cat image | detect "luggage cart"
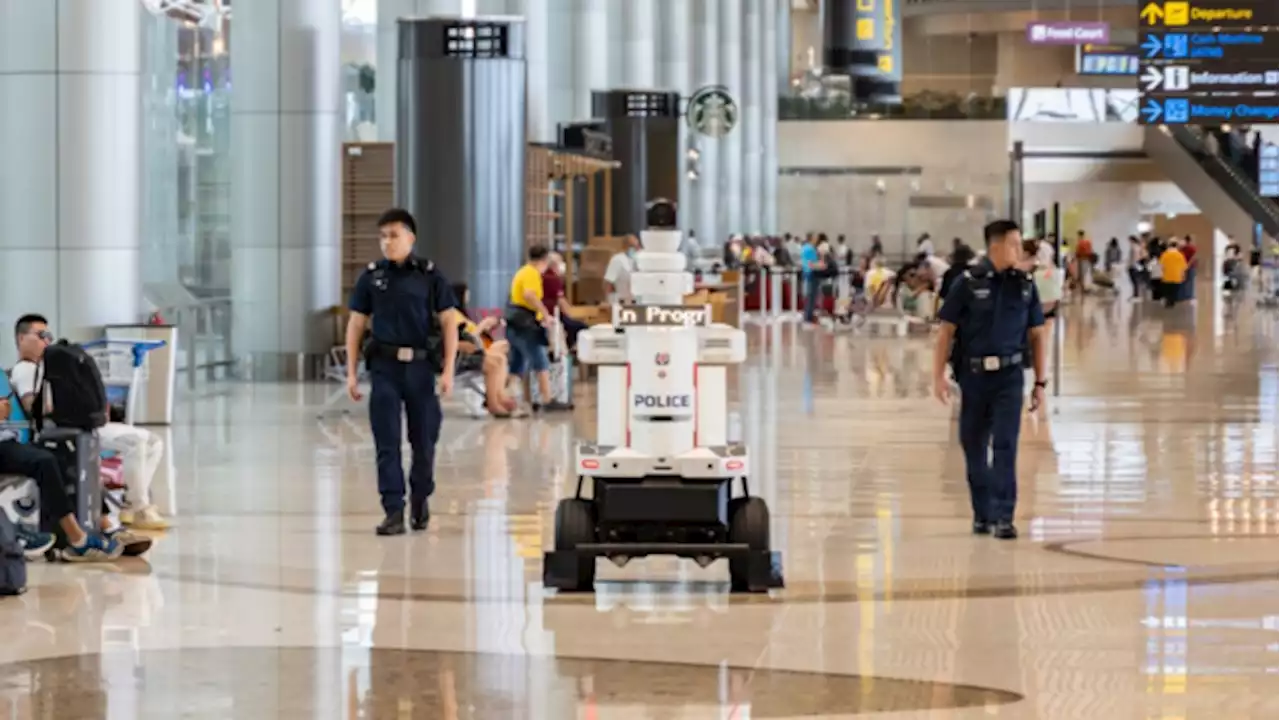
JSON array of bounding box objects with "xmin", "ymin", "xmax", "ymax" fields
[
  {"xmin": 81, "ymin": 340, "xmax": 166, "ymax": 510},
  {"xmin": 81, "ymin": 340, "xmax": 168, "ymax": 426}
]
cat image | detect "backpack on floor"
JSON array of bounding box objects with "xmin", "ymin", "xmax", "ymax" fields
[
  {"xmin": 0, "ymin": 511, "xmax": 28, "ymax": 596},
  {"xmin": 33, "ymin": 341, "xmax": 108, "ymax": 432}
]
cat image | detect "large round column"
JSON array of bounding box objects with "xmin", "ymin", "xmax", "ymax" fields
[
  {"xmin": 691, "ymin": 0, "xmax": 720, "ymax": 244},
  {"xmin": 763, "ymin": 0, "xmax": 782, "ymax": 233},
  {"xmin": 376, "ymin": 0, "xmax": 464, "ymax": 142},
  {"xmin": 717, "ymin": 0, "xmax": 744, "ymax": 237},
  {"xmin": 623, "ymin": 0, "xmax": 658, "ymax": 88},
  {"xmin": 0, "ymin": 0, "xmax": 142, "ymax": 356},
  {"xmin": 231, "ymin": 0, "xmax": 342, "ymax": 378},
  {"xmin": 660, "ymin": 0, "xmax": 694, "ymax": 235},
  {"xmin": 741, "ymin": 0, "xmax": 764, "ymax": 234},
  {"xmin": 574, "ymin": 0, "xmax": 610, "ymax": 120},
  {"xmin": 398, "ymin": 18, "xmax": 527, "ymax": 311}
]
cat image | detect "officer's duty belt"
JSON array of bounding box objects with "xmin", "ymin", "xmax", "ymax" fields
[
  {"xmin": 966, "ymin": 352, "xmax": 1023, "ymax": 372},
  {"xmin": 367, "ymin": 342, "xmax": 432, "ymax": 363}
]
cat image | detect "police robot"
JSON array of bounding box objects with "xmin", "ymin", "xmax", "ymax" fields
[{"xmin": 542, "ymin": 200, "xmax": 784, "ymax": 593}]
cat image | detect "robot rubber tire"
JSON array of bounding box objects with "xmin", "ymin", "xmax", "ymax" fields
[
  {"xmin": 728, "ymin": 496, "xmax": 782, "ymax": 592},
  {"xmin": 546, "ymin": 498, "xmax": 597, "ymax": 592}
]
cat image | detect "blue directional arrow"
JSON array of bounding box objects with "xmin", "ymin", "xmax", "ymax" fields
[
  {"xmin": 1142, "ymin": 34, "xmax": 1163, "ymax": 58},
  {"xmin": 1142, "ymin": 98, "xmax": 1164, "ymax": 123}
]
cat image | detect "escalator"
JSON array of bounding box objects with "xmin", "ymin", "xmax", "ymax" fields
[{"xmin": 1143, "ymin": 125, "xmax": 1278, "ymax": 239}]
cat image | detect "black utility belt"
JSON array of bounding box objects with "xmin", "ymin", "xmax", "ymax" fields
[
  {"xmin": 965, "ymin": 352, "xmax": 1023, "ymax": 373},
  {"xmin": 365, "ymin": 340, "xmax": 436, "ymax": 364}
]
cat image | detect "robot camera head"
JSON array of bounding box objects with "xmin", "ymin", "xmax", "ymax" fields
[{"xmin": 645, "ymin": 199, "xmax": 677, "ymax": 230}]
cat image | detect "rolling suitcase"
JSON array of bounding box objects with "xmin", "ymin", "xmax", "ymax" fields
[
  {"xmin": 36, "ymin": 428, "xmax": 102, "ymax": 537},
  {"xmin": 0, "ymin": 510, "xmax": 26, "ymax": 596}
]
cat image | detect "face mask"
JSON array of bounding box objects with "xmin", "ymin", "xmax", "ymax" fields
[
  {"xmin": 626, "ymin": 249, "xmax": 637, "ymax": 258},
  {"xmin": 555, "ymin": 262, "xmax": 566, "ymax": 275}
]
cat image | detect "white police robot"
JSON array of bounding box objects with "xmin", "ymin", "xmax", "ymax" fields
[{"xmin": 542, "ymin": 200, "xmax": 784, "ymax": 593}]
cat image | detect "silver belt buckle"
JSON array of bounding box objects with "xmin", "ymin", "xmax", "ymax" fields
[
  {"xmin": 396, "ymin": 347, "xmax": 414, "ymax": 362},
  {"xmin": 982, "ymin": 356, "xmax": 1000, "ymax": 371}
]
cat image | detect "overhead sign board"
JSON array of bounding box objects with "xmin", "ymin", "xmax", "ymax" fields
[
  {"xmin": 1027, "ymin": 21, "xmax": 1110, "ymax": 45},
  {"xmin": 1137, "ymin": 1, "xmax": 1279, "ymax": 125}
]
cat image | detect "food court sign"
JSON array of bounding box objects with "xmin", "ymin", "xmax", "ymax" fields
[{"xmin": 1026, "ymin": 21, "xmax": 1111, "ymax": 45}]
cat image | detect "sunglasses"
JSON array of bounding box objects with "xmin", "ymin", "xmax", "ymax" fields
[{"xmin": 30, "ymin": 330, "xmax": 52, "ymax": 342}]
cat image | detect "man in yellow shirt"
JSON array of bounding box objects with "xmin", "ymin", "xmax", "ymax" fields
[
  {"xmin": 505, "ymin": 245, "xmax": 570, "ymax": 411},
  {"xmin": 1159, "ymin": 238, "xmax": 1188, "ymax": 307}
]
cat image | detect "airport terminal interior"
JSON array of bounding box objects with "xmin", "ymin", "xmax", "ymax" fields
[{"xmin": 0, "ymin": 0, "xmax": 1277, "ymax": 718}]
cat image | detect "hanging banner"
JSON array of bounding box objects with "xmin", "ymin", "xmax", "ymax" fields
[{"xmin": 824, "ymin": 0, "xmax": 903, "ymax": 101}]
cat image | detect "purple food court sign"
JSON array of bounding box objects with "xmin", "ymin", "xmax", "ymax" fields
[{"xmin": 1026, "ymin": 21, "xmax": 1110, "ymax": 46}]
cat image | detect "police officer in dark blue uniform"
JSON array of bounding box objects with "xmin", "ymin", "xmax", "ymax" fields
[
  {"xmin": 346, "ymin": 208, "xmax": 460, "ymax": 535},
  {"xmin": 932, "ymin": 220, "xmax": 1047, "ymax": 540}
]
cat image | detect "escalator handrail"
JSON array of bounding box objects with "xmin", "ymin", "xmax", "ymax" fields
[{"xmin": 1165, "ymin": 125, "xmax": 1278, "ymax": 235}]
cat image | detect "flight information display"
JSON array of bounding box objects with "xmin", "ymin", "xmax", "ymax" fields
[{"xmin": 1137, "ymin": 1, "xmax": 1279, "ymax": 125}]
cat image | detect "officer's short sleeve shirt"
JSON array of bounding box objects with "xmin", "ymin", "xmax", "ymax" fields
[
  {"xmin": 939, "ymin": 263, "xmax": 1045, "ymax": 358},
  {"xmin": 348, "ymin": 259, "xmax": 458, "ymax": 347}
]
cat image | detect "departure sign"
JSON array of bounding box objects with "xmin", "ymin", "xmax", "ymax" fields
[
  {"xmin": 1139, "ymin": 1, "xmax": 1279, "ymax": 28},
  {"xmin": 1138, "ymin": 0, "xmax": 1280, "ymax": 125}
]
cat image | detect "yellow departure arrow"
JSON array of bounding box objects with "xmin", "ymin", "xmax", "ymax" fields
[{"xmin": 1140, "ymin": 2, "xmax": 1165, "ymax": 24}]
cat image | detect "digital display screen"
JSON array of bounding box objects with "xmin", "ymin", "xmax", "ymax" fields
[{"xmin": 1078, "ymin": 44, "xmax": 1139, "ymax": 76}]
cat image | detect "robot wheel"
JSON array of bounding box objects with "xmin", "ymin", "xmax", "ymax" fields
[{"xmin": 546, "ymin": 498, "xmax": 598, "ymax": 592}]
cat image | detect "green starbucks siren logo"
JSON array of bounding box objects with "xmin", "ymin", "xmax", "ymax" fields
[{"xmin": 687, "ymin": 85, "xmax": 738, "ymax": 138}]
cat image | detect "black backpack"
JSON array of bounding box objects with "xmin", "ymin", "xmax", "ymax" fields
[
  {"xmin": 33, "ymin": 341, "xmax": 108, "ymax": 431},
  {"xmin": 0, "ymin": 512, "xmax": 27, "ymax": 596}
]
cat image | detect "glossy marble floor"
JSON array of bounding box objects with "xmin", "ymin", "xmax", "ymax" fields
[{"xmin": 0, "ymin": 298, "xmax": 1276, "ymax": 718}]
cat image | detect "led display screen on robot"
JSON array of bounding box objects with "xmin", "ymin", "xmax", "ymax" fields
[{"xmin": 615, "ymin": 304, "xmax": 711, "ymax": 327}]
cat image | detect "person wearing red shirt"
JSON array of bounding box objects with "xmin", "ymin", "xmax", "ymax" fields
[
  {"xmin": 541, "ymin": 253, "xmax": 586, "ymax": 349},
  {"xmin": 1178, "ymin": 235, "xmax": 1198, "ymax": 302}
]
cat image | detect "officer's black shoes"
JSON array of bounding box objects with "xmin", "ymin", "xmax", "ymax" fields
[
  {"xmin": 410, "ymin": 501, "xmax": 430, "ymax": 532},
  {"xmin": 972, "ymin": 520, "xmax": 993, "ymax": 535},
  {"xmin": 992, "ymin": 521, "xmax": 1018, "ymax": 540},
  {"xmin": 376, "ymin": 512, "xmax": 406, "ymax": 536}
]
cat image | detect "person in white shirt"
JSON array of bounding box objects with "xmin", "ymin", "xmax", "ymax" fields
[
  {"xmin": 604, "ymin": 234, "xmax": 640, "ymax": 304},
  {"xmin": 917, "ymin": 233, "xmax": 935, "ymax": 257},
  {"xmin": 12, "ymin": 316, "xmax": 170, "ymax": 530}
]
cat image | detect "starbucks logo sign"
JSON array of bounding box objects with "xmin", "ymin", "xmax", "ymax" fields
[{"xmin": 687, "ymin": 85, "xmax": 738, "ymax": 138}]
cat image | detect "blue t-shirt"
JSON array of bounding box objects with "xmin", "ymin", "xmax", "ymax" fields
[{"xmin": 800, "ymin": 244, "xmax": 819, "ymax": 277}]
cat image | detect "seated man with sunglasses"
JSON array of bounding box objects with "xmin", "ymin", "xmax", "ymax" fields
[{"xmin": 13, "ymin": 315, "xmax": 170, "ymax": 531}]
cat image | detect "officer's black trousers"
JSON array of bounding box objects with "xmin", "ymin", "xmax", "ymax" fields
[
  {"xmin": 957, "ymin": 368, "xmax": 1024, "ymax": 523},
  {"xmin": 368, "ymin": 359, "xmax": 442, "ymax": 514}
]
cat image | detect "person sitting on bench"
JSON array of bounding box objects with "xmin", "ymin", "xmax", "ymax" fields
[
  {"xmin": 451, "ymin": 283, "xmax": 518, "ymax": 417},
  {"xmin": 0, "ymin": 392, "xmax": 121, "ymax": 562}
]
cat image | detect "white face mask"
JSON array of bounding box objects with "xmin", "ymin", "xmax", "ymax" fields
[{"xmin": 555, "ymin": 262, "xmax": 566, "ymax": 275}]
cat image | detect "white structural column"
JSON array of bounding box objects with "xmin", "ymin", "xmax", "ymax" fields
[
  {"xmin": 231, "ymin": 0, "xmax": 342, "ymax": 376},
  {"xmin": 660, "ymin": 0, "xmax": 694, "ymax": 234},
  {"xmin": 519, "ymin": 0, "xmax": 576, "ymax": 142},
  {"xmin": 763, "ymin": 0, "xmax": 782, "ymax": 233},
  {"xmin": 623, "ymin": 0, "xmax": 659, "ymax": 88},
  {"xmin": 717, "ymin": 0, "xmax": 744, "ymax": 236},
  {"xmin": 691, "ymin": 0, "xmax": 720, "ymax": 244},
  {"xmin": 741, "ymin": 0, "xmax": 764, "ymax": 234},
  {"xmin": 523, "ymin": 0, "xmax": 552, "ymax": 141},
  {"xmin": 575, "ymin": 0, "xmax": 610, "ymax": 118},
  {"xmin": 0, "ymin": 0, "xmax": 142, "ymax": 357}
]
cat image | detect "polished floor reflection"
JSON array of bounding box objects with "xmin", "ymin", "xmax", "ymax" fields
[{"xmin": 0, "ymin": 299, "xmax": 1276, "ymax": 718}]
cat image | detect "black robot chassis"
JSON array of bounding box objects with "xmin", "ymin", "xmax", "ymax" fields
[{"xmin": 542, "ymin": 474, "xmax": 785, "ymax": 593}]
